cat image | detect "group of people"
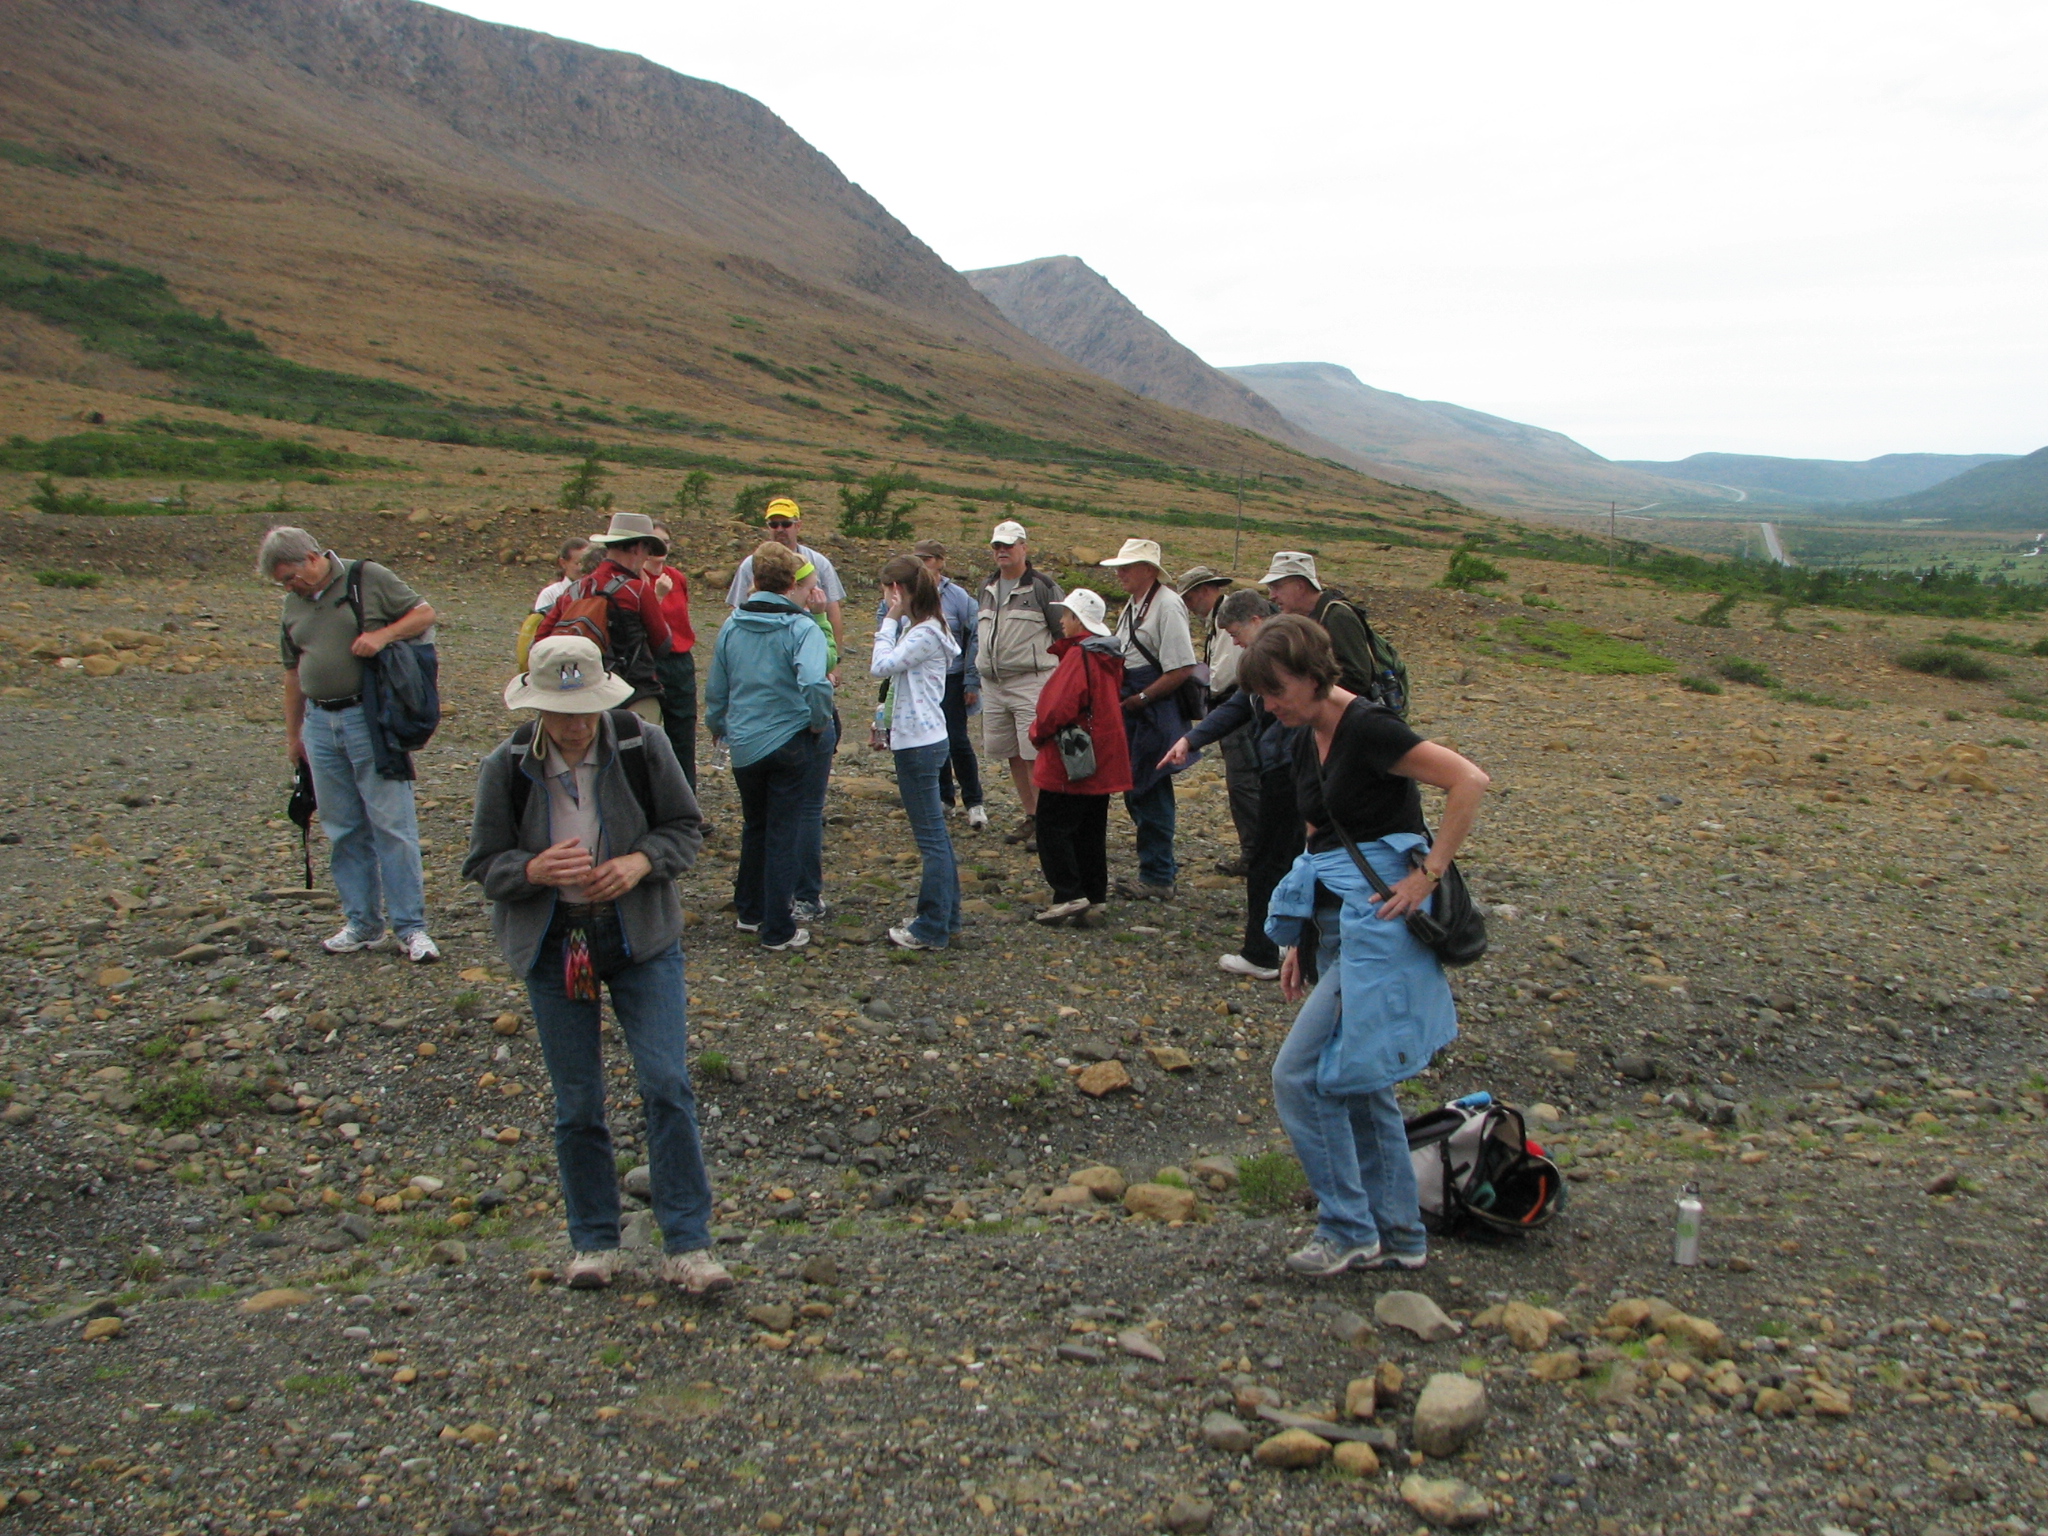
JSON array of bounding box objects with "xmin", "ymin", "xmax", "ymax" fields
[{"xmin": 261, "ymin": 501, "xmax": 1493, "ymax": 1291}]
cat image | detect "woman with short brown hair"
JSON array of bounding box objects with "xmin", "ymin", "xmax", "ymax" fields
[{"xmin": 872, "ymin": 554, "xmax": 961, "ymax": 949}]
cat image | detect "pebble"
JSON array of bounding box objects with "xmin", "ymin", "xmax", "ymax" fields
[
  {"xmin": 1115, "ymin": 1327, "xmax": 1165, "ymax": 1363},
  {"xmin": 1161, "ymin": 1493, "xmax": 1214, "ymax": 1533},
  {"xmin": 1331, "ymin": 1440, "xmax": 1380, "ymax": 1477},
  {"xmin": 427, "ymin": 1240, "xmax": 467, "ymax": 1266},
  {"xmin": 748, "ymin": 1303, "xmax": 795, "ymax": 1332},
  {"xmin": 1252, "ymin": 1428, "xmax": 1330, "ymax": 1469},
  {"xmin": 1401, "ymin": 1474, "xmax": 1494, "ymax": 1528},
  {"xmin": 1527, "ymin": 1349, "xmax": 1582, "ymax": 1382},
  {"xmin": 238, "ymin": 1288, "xmax": 315, "ymax": 1314},
  {"xmin": 1327, "ymin": 1309, "xmax": 1375, "ymax": 1348},
  {"xmin": 1412, "ymin": 1373, "xmax": 1489, "ymax": 1457},
  {"xmin": 1498, "ymin": 1300, "xmax": 1549, "ymax": 1351},
  {"xmin": 1070, "ymin": 1165, "xmax": 1126, "ymax": 1200},
  {"xmin": 1122, "ymin": 1183, "xmax": 1197, "ymax": 1222},
  {"xmin": 1055, "ymin": 1343, "xmax": 1105, "ymax": 1365},
  {"xmin": 1376, "ymin": 1290, "xmax": 1462, "ymax": 1342},
  {"xmin": 2025, "ymin": 1388, "xmax": 2048, "ymax": 1424},
  {"xmin": 1076, "ymin": 1060, "xmax": 1132, "ymax": 1097},
  {"xmin": 1344, "ymin": 1377, "xmax": 1377, "ymax": 1418},
  {"xmin": 798, "ymin": 1255, "xmax": 840, "ymax": 1286},
  {"xmin": 1200, "ymin": 1412, "xmax": 1256, "ymax": 1453}
]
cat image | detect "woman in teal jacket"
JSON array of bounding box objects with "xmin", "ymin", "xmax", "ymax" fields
[{"xmin": 703, "ymin": 541, "xmax": 834, "ymax": 950}]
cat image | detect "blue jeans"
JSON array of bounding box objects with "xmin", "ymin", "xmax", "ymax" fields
[
  {"xmin": 300, "ymin": 701, "xmax": 426, "ymax": 937},
  {"xmin": 1123, "ymin": 776, "xmax": 1178, "ymax": 887},
  {"xmin": 1271, "ymin": 908, "xmax": 1426, "ymax": 1256},
  {"xmin": 937, "ymin": 672, "xmax": 984, "ymax": 809},
  {"xmin": 732, "ymin": 728, "xmax": 819, "ymax": 946},
  {"xmin": 793, "ymin": 717, "xmax": 838, "ymax": 911},
  {"xmin": 893, "ymin": 739, "xmax": 961, "ymax": 946},
  {"xmin": 526, "ymin": 936, "xmax": 714, "ymax": 1254}
]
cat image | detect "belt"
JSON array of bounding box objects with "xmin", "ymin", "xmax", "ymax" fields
[{"xmin": 309, "ymin": 696, "xmax": 361, "ymax": 711}]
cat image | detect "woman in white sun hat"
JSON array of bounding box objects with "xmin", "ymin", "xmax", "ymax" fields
[
  {"xmin": 462, "ymin": 635, "xmax": 733, "ymax": 1298},
  {"xmin": 1024, "ymin": 587, "xmax": 1131, "ymax": 925}
]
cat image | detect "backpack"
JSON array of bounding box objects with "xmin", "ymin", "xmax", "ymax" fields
[
  {"xmin": 1405, "ymin": 1093, "xmax": 1564, "ymax": 1235},
  {"xmin": 1324, "ymin": 597, "xmax": 1411, "ymax": 719},
  {"xmin": 515, "ymin": 610, "xmax": 545, "ymax": 670},
  {"xmin": 550, "ymin": 571, "xmax": 632, "ymax": 657},
  {"xmin": 507, "ymin": 711, "xmax": 656, "ymax": 827}
]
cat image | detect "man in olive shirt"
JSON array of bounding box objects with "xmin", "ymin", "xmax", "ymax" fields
[{"xmin": 262, "ymin": 526, "xmax": 442, "ymax": 963}]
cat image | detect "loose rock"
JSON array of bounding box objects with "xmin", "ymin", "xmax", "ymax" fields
[
  {"xmin": 1401, "ymin": 1474, "xmax": 1494, "ymax": 1528},
  {"xmin": 1412, "ymin": 1373, "xmax": 1489, "ymax": 1457},
  {"xmin": 1251, "ymin": 1428, "xmax": 1330, "ymax": 1469},
  {"xmin": 1377, "ymin": 1290, "xmax": 1463, "ymax": 1342}
]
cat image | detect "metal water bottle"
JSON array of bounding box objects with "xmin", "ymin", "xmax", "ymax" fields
[{"xmin": 1674, "ymin": 1185, "xmax": 1703, "ymax": 1266}]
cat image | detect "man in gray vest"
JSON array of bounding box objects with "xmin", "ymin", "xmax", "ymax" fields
[
  {"xmin": 974, "ymin": 520, "xmax": 1064, "ymax": 849},
  {"xmin": 264, "ymin": 526, "xmax": 441, "ymax": 963}
]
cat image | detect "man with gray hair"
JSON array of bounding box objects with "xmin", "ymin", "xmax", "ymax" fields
[{"xmin": 262, "ymin": 526, "xmax": 441, "ymax": 963}]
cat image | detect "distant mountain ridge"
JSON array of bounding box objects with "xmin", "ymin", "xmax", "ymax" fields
[
  {"xmin": 1853, "ymin": 447, "xmax": 2048, "ymax": 531},
  {"xmin": 962, "ymin": 257, "xmax": 1383, "ymax": 473},
  {"xmin": 1622, "ymin": 451, "xmax": 2015, "ymax": 505},
  {"xmin": 1223, "ymin": 362, "xmax": 1707, "ymax": 514}
]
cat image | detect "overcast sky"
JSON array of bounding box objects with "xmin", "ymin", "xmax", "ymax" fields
[{"xmin": 445, "ymin": 0, "xmax": 2044, "ymax": 461}]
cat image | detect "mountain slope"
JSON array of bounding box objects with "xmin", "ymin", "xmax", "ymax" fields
[
  {"xmin": 0, "ymin": 0, "xmax": 1444, "ymax": 515},
  {"xmin": 1225, "ymin": 362, "xmax": 1710, "ymax": 514},
  {"xmin": 1851, "ymin": 447, "xmax": 2048, "ymax": 530},
  {"xmin": 1621, "ymin": 451, "xmax": 2015, "ymax": 504},
  {"xmin": 963, "ymin": 257, "xmax": 1381, "ymax": 471}
]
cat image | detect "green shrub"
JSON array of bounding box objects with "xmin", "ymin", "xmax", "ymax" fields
[
  {"xmin": 1897, "ymin": 646, "xmax": 2003, "ymax": 682},
  {"xmin": 133, "ymin": 1066, "xmax": 232, "ymax": 1131},
  {"xmin": 1715, "ymin": 657, "xmax": 1777, "ymax": 687},
  {"xmin": 674, "ymin": 470, "xmax": 712, "ymax": 512},
  {"xmin": 696, "ymin": 1050, "xmax": 731, "ymax": 1080},
  {"xmin": 731, "ymin": 481, "xmax": 797, "ymax": 523},
  {"xmin": 1440, "ymin": 546, "xmax": 1508, "ymax": 591},
  {"xmin": 2033, "ymin": 637, "xmax": 2048, "ymax": 657},
  {"xmin": 34, "ymin": 569, "xmax": 101, "ymax": 588},
  {"xmin": 558, "ymin": 454, "xmax": 612, "ymax": 512},
  {"xmin": 1237, "ymin": 1150, "xmax": 1308, "ymax": 1216},
  {"xmin": 1937, "ymin": 629, "xmax": 2025, "ymax": 655},
  {"xmin": 1774, "ymin": 688, "xmax": 1868, "ymax": 710},
  {"xmin": 1687, "ymin": 594, "xmax": 1737, "ymax": 628},
  {"xmin": 837, "ymin": 470, "xmax": 922, "ymax": 540}
]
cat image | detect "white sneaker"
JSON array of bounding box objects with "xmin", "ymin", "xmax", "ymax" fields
[
  {"xmin": 398, "ymin": 931, "xmax": 441, "ymax": 964},
  {"xmin": 322, "ymin": 924, "xmax": 384, "ymax": 954},
  {"xmin": 966, "ymin": 805, "xmax": 989, "ymax": 830},
  {"xmin": 658, "ymin": 1248, "xmax": 735, "ymax": 1295},
  {"xmin": 1218, "ymin": 953, "xmax": 1280, "ymax": 980},
  {"xmin": 887, "ymin": 926, "xmax": 935, "ymax": 951},
  {"xmin": 763, "ymin": 929, "xmax": 810, "ymax": 952},
  {"xmin": 565, "ymin": 1249, "xmax": 624, "ymax": 1289},
  {"xmin": 735, "ymin": 918, "xmax": 760, "ymax": 933}
]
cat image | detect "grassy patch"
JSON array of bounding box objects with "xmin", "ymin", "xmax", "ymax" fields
[
  {"xmin": 1440, "ymin": 546, "xmax": 1508, "ymax": 590},
  {"xmin": 0, "ymin": 140, "xmax": 80, "ymax": 175},
  {"xmin": 25, "ymin": 475, "xmax": 200, "ymax": 517},
  {"xmin": 279, "ymin": 1372, "xmax": 354, "ymax": 1397},
  {"xmin": 1773, "ymin": 687, "xmax": 1868, "ymax": 710},
  {"xmin": 1486, "ymin": 617, "xmax": 1675, "ymax": 676},
  {"xmin": 1715, "ymin": 657, "xmax": 1777, "ymax": 688},
  {"xmin": 132, "ymin": 1066, "xmax": 239, "ymax": 1132},
  {"xmin": 696, "ymin": 1050, "xmax": 731, "ymax": 1080},
  {"xmin": 1679, "ymin": 674, "xmax": 1723, "ymax": 695},
  {"xmin": 2, "ymin": 421, "xmax": 377, "ymax": 481},
  {"xmin": 1238, "ymin": 1150, "xmax": 1308, "ymax": 1216},
  {"xmin": 1897, "ymin": 645, "xmax": 2004, "ymax": 681},
  {"xmin": 34, "ymin": 569, "xmax": 101, "ymax": 589},
  {"xmin": 1936, "ymin": 628, "xmax": 2028, "ymax": 655}
]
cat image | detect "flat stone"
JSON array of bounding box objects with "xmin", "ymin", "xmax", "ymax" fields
[
  {"xmin": 1376, "ymin": 1290, "xmax": 1463, "ymax": 1342},
  {"xmin": 1143, "ymin": 1045, "xmax": 1194, "ymax": 1072},
  {"xmin": 238, "ymin": 1287, "xmax": 315, "ymax": 1314},
  {"xmin": 1752, "ymin": 1386, "xmax": 1797, "ymax": 1418},
  {"xmin": 1332, "ymin": 1440, "xmax": 1380, "ymax": 1477},
  {"xmin": 1115, "ymin": 1327, "xmax": 1165, "ymax": 1363},
  {"xmin": 172, "ymin": 944, "xmax": 226, "ymax": 965},
  {"xmin": 1252, "ymin": 1428, "xmax": 1330, "ymax": 1469},
  {"xmin": 1401, "ymin": 1474, "xmax": 1494, "ymax": 1528},
  {"xmin": 1123, "ymin": 1183, "xmax": 1198, "ymax": 1222},
  {"xmin": 1161, "ymin": 1493, "xmax": 1214, "ymax": 1533},
  {"xmin": 1498, "ymin": 1300, "xmax": 1549, "ymax": 1351},
  {"xmin": 1076, "ymin": 1060, "xmax": 1132, "ymax": 1097},
  {"xmin": 1527, "ymin": 1350, "xmax": 1582, "ymax": 1382},
  {"xmin": 798, "ymin": 1255, "xmax": 840, "ymax": 1286},
  {"xmin": 1663, "ymin": 1312, "xmax": 1729, "ymax": 1359},
  {"xmin": 1069, "ymin": 1165, "xmax": 1126, "ymax": 1201},
  {"xmin": 1413, "ymin": 1373, "xmax": 1489, "ymax": 1458},
  {"xmin": 159, "ymin": 1133, "xmax": 202, "ymax": 1155},
  {"xmin": 338, "ymin": 1215, "xmax": 373, "ymax": 1243},
  {"xmin": 1615, "ymin": 1053, "xmax": 1660, "ymax": 1081},
  {"xmin": 1200, "ymin": 1411, "xmax": 1257, "ymax": 1453},
  {"xmin": 1187, "ymin": 1155, "xmax": 1238, "ymax": 1190},
  {"xmin": 1253, "ymin": 1405, "xmax": 1385, "ymax": 1446},
  {"xmin": 1327, "ymin": 1309, "xmax": 1375, "ymax": 1347},
  {"xmin": 1054, "ymin": 1343, "xmax": 1105, "ymax": 1364}
]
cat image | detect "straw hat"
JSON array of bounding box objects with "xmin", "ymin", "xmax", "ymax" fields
[{"xmin": 503, "ymin": 635, "xmax": 633, "ymax": 713}]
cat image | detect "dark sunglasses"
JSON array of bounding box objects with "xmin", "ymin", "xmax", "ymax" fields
[{"xmin": 766, "ymin": 520, "xmax": 797, "ymax": 530}]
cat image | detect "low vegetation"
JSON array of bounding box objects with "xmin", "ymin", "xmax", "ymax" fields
[
  {"xmin": 1896, "ymin": 645, "xmax": 2005, "ymax": 682},
  {"xmin": 1486, "ymin": 618, "xmax": 1676, "ymax": 676},
  {"xmin": 1440, "ymin": 545, "xmax": 1508, "ymax": 590},
  {"xmin": 1715, "ymin": 657, "xmax": 1777, "ymax": 688},
  {"xmin": 0, "ymin": 419, "xmax": 374, "ymax": 481}
]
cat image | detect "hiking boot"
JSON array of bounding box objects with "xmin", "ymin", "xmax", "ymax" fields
[
  {"xmin": 565, "ymin": 1249, "xmax": 624, "ymax": 1289},
  {"xmin": 1035, "ymin": 898, "xmax": 1091, "ymax": 925},
  {"xmin": 966, "ymin": 805, "xmax": 989, "ymax": 830},
  {"xmin": 1003, "ymin": 815, "xmax": 1036, "ymax": 846},
  {"xmin": 1284, "ymin": 1235, "xmax": 1381, "ymax": 1277},
  {"xmin": 763, "ymin": 929, "xmax": 810, "ymax": 952},
  {"xmin": 322, "ymin": 924, "xmax": 385, "ymax": 954},
  {"xmin": 1114, "ymin": 878, "xmax": 1175, "ymax": 902},
  {"xmin": 1218, "ymin": 953, "xmax": 1280, "ymax": 980},
  {"xmin": 658, "ymin": 1248, "xmax": 735, "ymax": 1295},
  {"xmin": 397, "ymin": 931, "xmax": 441, "ymax": 964},
  {"xmin": 1214, "ymin": 855, "xmax": 1250, "ymax": 878}
]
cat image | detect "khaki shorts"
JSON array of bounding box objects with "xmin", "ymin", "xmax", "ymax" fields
[
  {"xmin": 980, "ymin": 671, "xmax": 1051, "ymax": 760},
  {"xmin": 628, "ymin": 697, "xmax": 663, "ymax": 725}
]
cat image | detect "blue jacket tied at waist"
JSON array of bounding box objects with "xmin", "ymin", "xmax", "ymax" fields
[{"xmin": 1265, "ymin": 836, "xmax": 1458, "ymax": 1097}]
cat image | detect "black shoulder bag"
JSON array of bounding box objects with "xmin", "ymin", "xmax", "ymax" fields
[{"xmin": 1317, "ymin": 767, "xmax": 1487, "ymax": 967}]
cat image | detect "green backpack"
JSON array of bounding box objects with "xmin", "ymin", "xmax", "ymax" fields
[{"xmin": 1325, "ymin": 597, "xmax": 1411, "ymax": 719}]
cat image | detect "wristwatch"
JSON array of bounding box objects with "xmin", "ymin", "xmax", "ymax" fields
[{"xmin": 1420, "ymin": 865, "xmax": 1445, "ymax": 885}]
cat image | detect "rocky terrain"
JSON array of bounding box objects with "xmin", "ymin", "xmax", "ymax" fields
[{"xmin": 1, "ymin": 501, "xmax": 2046, "ymax": 1536}]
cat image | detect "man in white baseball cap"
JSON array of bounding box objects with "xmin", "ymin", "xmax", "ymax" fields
[
  {"xmin": 974, "ymin": 519, "xmax": 1065, "ymax": 850},
  {"xmin": 1100, "ymin": 538, "xmax": 1198, "ymax": 899},
  {"xmin": 465, "ymin": 635, "xmax": 732, "ymax": 1299}
]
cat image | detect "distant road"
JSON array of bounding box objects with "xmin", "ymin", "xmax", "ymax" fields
[
  {"xmin": 1709, "ymin": 483, "xmax": 1749, "ymax": 503},
  {"xmin": 1758, "ymin": 522, "xmax": 1794, "ymax": 566}
]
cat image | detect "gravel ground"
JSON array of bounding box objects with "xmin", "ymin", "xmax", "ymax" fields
[{"xmin": 2, "ymin": 523, "xmax": 2047, "ymax": 1536}]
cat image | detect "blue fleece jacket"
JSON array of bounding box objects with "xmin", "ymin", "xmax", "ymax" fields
[{"xmin": 703, "ymin": 594, "xmax": 834, "ymax": 768}]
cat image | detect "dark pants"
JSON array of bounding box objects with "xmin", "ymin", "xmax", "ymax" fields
[
  {"xmin": 525, "ymin": 936, "xmax": 714, "ymax": 1254},
  {"xmin": 732, "ymin": 729, "xmax": 820, "ymax": 946},
  {"xmin": 937, "ymin": 672, "xmax": 984, "ymax": 809},
  {"xmin": 1123, "ymin": 776, "xmax": 1177, "ymax": 887},
  {"xmin": 1219, "ymin": 722, "xmax": 1262, "ymax": 856},
  {"xmin": 1242, "ymin": 763, "xmax": 1305, "ymax": 968},
  {"xmin": 654, "ymin": 649, "xmax": 698, "ymax": 792},
  {"xmin": 1035, "ymin": 789, "xmax": 1110, "ymax": 905}
]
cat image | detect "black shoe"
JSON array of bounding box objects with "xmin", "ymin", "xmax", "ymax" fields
[{"xmin": 1214, "ymin": 856, "xmax": 1250, "ymax": 878}]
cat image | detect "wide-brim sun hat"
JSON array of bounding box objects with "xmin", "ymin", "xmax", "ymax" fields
[
  {"xmin": 589, "ymin": 511, "xmax": 667, "ymax": 551},
  {"xmin": 1100, "ymin": 537, "xmax": 1164, "ymax": 569},
  {"xmin": 1176, "ymin": 564, "xmax": 1231, "ymax": 594},
  {"xmin": 503, "ymin": 635, "xmax": 634, "ymax": 713},
  {"xmin": 1256, "ymin": 550, "xmax": 1322, "ymax": 589},
  {"xmin": 1058, "ymin": 587, "xmax": 1113, "ymax": 637}
]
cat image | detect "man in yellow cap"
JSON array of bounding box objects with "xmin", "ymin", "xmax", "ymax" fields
[{"xmin": 725, "ymin": 497, "xmax": 844, "ymax": 644}]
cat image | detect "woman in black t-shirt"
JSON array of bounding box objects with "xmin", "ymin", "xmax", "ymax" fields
[{"xmin": 1238, "ymin": 616, "xmax": 1492, "ymax": 1278}]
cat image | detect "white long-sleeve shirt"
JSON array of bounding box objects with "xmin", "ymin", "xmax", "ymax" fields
[{"xmin": 870, "ymin": 616, "xmax": 959, "ymax": 751}]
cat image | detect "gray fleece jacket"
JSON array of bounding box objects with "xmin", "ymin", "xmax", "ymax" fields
[{"xmin": 461, "ymin": 713, "xmax": 703, "ymax": 976}]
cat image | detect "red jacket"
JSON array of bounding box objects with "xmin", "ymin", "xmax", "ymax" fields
[{"xmin": 1030, "ymin": 636, "xmax": 1132, "ymax": 795}]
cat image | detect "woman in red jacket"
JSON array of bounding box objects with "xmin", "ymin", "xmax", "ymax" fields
[{"xmin": 1027, "ymin": 588, "xmax": 1133, "ymax": 925}]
